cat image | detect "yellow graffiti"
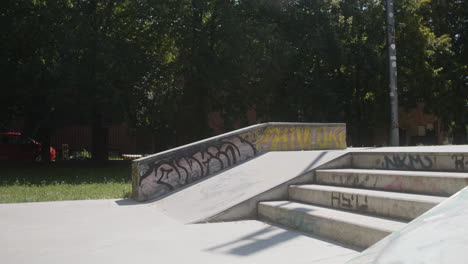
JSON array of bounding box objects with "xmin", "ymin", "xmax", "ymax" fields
[{"xmin": 246, "ymin": 126, "xmax": 346, "ymax": 152}]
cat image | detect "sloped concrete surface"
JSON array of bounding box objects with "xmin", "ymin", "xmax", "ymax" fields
[
  {"xmin": 0, "ymin": 199, "xmax": 359, "ymax": 264},
  {"xmin": 346, "ymin": 186, "xmax": 468, "ymax": 264},
  {"xmin": 148, "ymin": 150, "xmax": 348, "ymax": 223}
]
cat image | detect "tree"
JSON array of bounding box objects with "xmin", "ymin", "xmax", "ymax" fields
[{"xmin": 423, "ymin": 0, "xmax": 468, "ymax": 143}]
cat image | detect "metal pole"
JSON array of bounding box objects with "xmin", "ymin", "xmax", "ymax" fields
[{"xmin": 386, "ymin": 0, "xmax": 399, "ymax": 146}]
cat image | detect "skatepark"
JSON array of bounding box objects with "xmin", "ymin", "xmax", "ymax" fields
[{"xmin": 1, "ymin": 123, "xmax": 467, "ymax": 264}]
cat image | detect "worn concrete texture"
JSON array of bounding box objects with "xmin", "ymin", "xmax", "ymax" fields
[
  {"xmin": 0, "ymin": 199, "xmax": 359, "ymax": 264},
  {"xmin": 133, "ymin": 122, "xmax": 347, "ymax": 201},
  {"xmin": 289, "ymin": 184, "xmax": 445, "ymax": 220},
  {"xmin": 147, "ymin": 150, "xmax": 349, "ymax": 223},
  {"xmin": 2, "ymin": 145, "xmax": 468, "ymax": 264},
  {"xmin": 346, "ymin": 186, "xmax": 468, "ymax": 264},
  {"xmin": 315, "ymin": 169, "xmax": 468, "ymax": 196},
  {"xmin": 258, "ymin": 201, "xmax": 407, "ymax": 250},
  {"xmin": 353, "ymin": 145, "xmax": 468, "ymax": 152}
]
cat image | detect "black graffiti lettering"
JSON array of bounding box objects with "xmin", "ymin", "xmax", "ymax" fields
[
  {"xmin": 331, "ymin": 192, "xmax": 368, "ymax": 211},
  {"xmin": 331, "ymin": 192, "xmax": 340, "ymax": 207},
  {"xmin": 382, "ymin": 154, "xmax": 434, "ymax": 170},
  {"xmin": 397, "ymin": 155, "xmax": 408, "ymax": 168},
  {"xmin": 452, "ymin": 155, "xmax": 465, "ymax": 170},
  {"xmin": 422, "ymin": 156, "xmax": 434, "ymax": 168},
  {"xmin": 383, "ymin": 155, "xmax": 397, "ymax": 169},
  {"xmin": 140, "ymin": 136, "xmax": 257, "ymax": 194},
  {"xmin": 156, "ymin": 167, "xmax": 175, "ymax": 190},
  {"xmin": 176, "ymin": 159, "xmax": 190, "ymax": 183},
  {"xmin": 341, "ymin": 193, "xmax": 352, "ymax": 208},
  {"xmin": 408, "ymin": 155, "xmax": 418, "ymax": 168}
]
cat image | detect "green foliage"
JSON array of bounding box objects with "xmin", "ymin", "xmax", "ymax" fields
[
  {"xmin": 70, "ymin": 149, "xmax": 92, "ymax": 160},
  {"xmin": 2, "ymin": 0, "xmax": 466, "ymax": 147},
  {"xmin": 0, "ymin": 162, "xmax": 131, "ymax": 203}
]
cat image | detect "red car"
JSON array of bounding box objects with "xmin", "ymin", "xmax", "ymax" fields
[{"xmin": 0, "ymin": 132, "xmax": 56, "ymax": 161}]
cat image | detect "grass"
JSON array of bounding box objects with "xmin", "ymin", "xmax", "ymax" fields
[{"xmin": 0, "ymin": 161, "xmax": 132, "ymax": 204}]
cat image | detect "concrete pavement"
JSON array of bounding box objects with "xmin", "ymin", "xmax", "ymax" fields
[
  {"xmin": 0, "ymin": 199, "xmax": 359, "ymax": 264},
  {"xmin": 2, "ymin": 145, "xmax": 467, "ymax": 263}
]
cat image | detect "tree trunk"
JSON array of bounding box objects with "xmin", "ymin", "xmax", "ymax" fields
[
  {"xmin": 92, "ymin": 111, "xmax": 108, "ymax": 161},
  {"xmin": 453, "ymin": 117, "xmax": 467, "ymax": 144},
  {"xmin": 40, "ymin": 131, "xmax": 51, "ymax": 163}
]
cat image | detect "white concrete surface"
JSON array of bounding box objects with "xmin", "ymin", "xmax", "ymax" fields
[
  {"xmin": 0, "ymin": 199, "xmax": 359, "ymax": 264},
  {"xmin": 347, "ymin": 186, "xmax": 468, "ymax": 264},
  {"xmin": 148, "ymin": 150, "xmax": 348, "ymax": 223}
]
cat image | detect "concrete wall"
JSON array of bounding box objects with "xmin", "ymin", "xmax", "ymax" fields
[{"xmin": 132, "ymin": 122, "xmax": 346, "ymax": 201}]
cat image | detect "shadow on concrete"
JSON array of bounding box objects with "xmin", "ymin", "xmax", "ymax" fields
[
  {"xmin": 204, "ymin": 225, "xmax": 298, "ymax": 256},
  {"xmin": 204, "ymin": 222, "xmax": 362, "ymax": 257},
  {"xmin": 299, "ymin": 151, "xmax": 328, "ymax": 175},
  {"xmin": 114, "ymin": 198, "xmax": 141, "ymax": 206}
]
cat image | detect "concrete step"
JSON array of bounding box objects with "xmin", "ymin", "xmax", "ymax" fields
[
  {"xmin": 315, "ymin": 168, "xmax": 468, "ymax": 196},
  {"xmin": 289, "ymin": 184, "xmax": 445, "ymax": 221},
  {"xmin": 351, "ymin": 152, "xmax": 468, "ymax": 172},
  {"xmin": 258, "ymin": 201, "xmax": 406, "ymax": 249}
]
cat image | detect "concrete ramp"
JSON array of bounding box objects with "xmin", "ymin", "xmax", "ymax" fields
[
  {"xmin": 346, "ymin": 186, "xmax": 468, "ymax": 264},
  {"xmin": 132, "ymin": 122, "xmax": 347, "ymax": 201},
  {"xmin": 148, "ymin": 150, "xmax": 348, "ymax": 223}
]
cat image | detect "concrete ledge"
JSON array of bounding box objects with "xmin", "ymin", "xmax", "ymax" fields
[
  {"xmin": 132, "ymin": 122, "xmax": 346, "ymax": 201},
  {"xmin": 352, "ymin": 152, "xmax": 468, "ymax": 172},
  {"xmin": 315, "ymin": 169, "xmax": 468, "ymax": 196},
  {"xmin": 289, "ymin": 184, "xmax": 445, "ymax": 221}
]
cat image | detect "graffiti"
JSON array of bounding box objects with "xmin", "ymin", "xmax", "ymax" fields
[
  {"xmin": 133, "ymin": 123, "xmax": 347, "ymax": 201},
  {"xmin": 333, "ymin": 173, "xmax": 379, "ymax": 189},
  {"xmin": 384, "ymin": 176, "xmax": 441, "ymax": 194},
  {"xmin": 251, "ymin": 126, "xmax": 346, "ymax": 152},
  {"xmin": 452, "ymin": 155, "xmax": 467, "ymax": 170},
  {"xmin": 139, "ymin": 136, "xmax": 256, "ymax": 198},
  {"xmin": 384, "ymin": 176, "xmax": 405, "ymax": 191},
  {"xmin": 379, "ymin": 154, "xmax": 434, "ymax": 170},
  {"xmin": 275, "ymin": 212, "xmax": 319, "ymax": 233},
  {"xmin": 331, "ymin": 192, "xmax": 368, "ymax": 211}
]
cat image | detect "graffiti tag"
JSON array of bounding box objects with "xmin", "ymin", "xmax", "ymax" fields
[
  {"xmin": 452, "ymin": 155, "xmax": 467, "ymax": 170},
  {"xmin": 139, "ymin": 136, "xmax": 256, "ymax": 198},
  {"xmin": 379, "ymin": 154, "xmax": 434, "ymax": 170},
  {"xmin": 331, "ymin": 192, "xmax": 369, "ymax": 211}
]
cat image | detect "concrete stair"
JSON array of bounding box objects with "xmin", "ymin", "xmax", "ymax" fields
[
  {"xmin": 288, "ymin": 184, "xmax": 445, "ymax": 221},
  {"xmin": 315, "ymin": 169, "xmax": 468, "ymax": 196},
  {"xmin": 258, "ymin": 201, "xmax": 406, "ymax": 249},
  {"xmin": 258, "ymin": 151, "xmax": 468, "ymax": 250}
]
